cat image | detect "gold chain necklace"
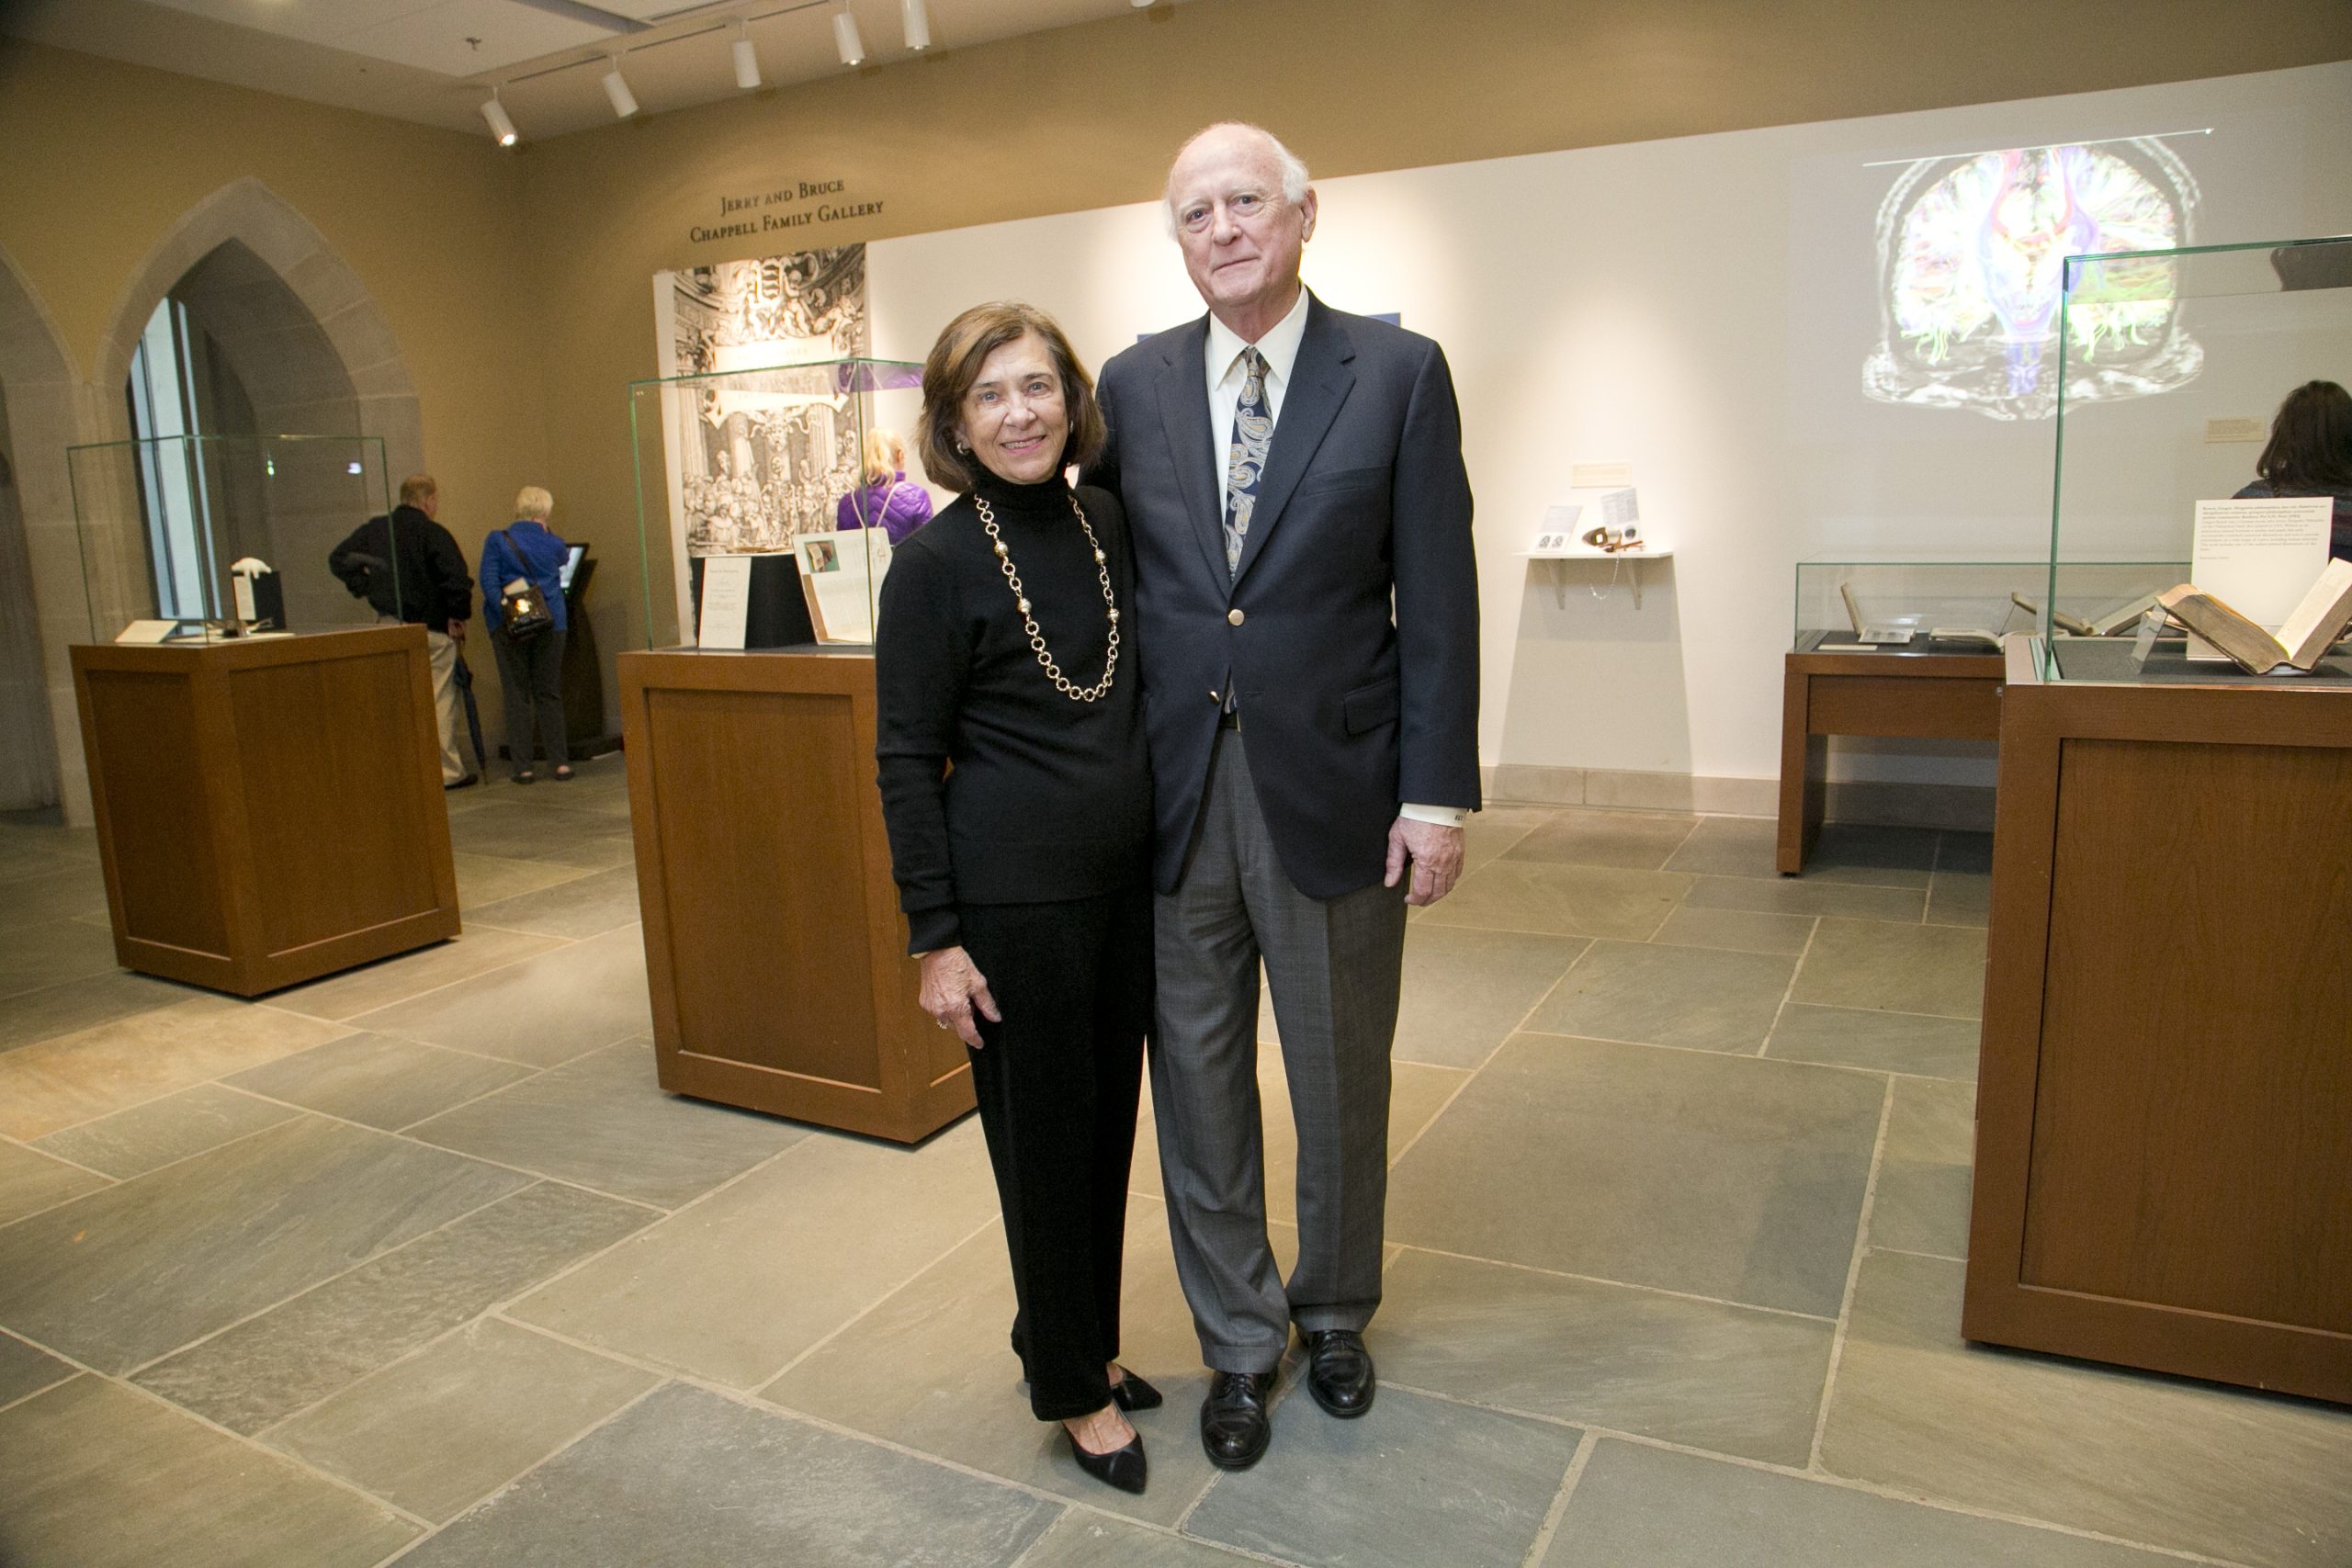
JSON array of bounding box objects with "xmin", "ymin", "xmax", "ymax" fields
[{"xmin": 974, "ymin": 492, "xmax": 1121, "ymax": 703}]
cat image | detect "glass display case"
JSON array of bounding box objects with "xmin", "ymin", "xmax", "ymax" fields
[
  {"xmin": 2041, "ymin": 234, "xmax": 2352, "ymax": 683},
  {"xmin": 1792, "ymin": 559, "xmax": 2179, "ymax": 651},
  {"xmin": 628, "ymin": 356, "xmax": 928, "ymax": 650},
  {"xmin": 65, "ymin": 434, "xmax": 395, "ymax": 645}
]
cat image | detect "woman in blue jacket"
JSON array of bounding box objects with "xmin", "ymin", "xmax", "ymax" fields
[{"xmin": 480, "ymin": 487, "xmax": 572, "ymax": 783}]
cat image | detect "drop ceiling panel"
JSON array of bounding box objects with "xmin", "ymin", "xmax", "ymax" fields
[
  {"xmin": 333, "ymin": 2, "xmax": 623, "ymax": 74},
  {"xmin": 141, "ymin": 0, "xmax": 438, "ymax": 48},
  {"xmin": 7, "ymin": 0, "xmax": 1207, "ymax": 138},
  {"xmin": 587, "ymin": 1, "xmax": 732, "ymax": 18}
]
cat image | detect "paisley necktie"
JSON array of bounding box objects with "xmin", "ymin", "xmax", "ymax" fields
[{"xmin": 1223, "ymin": 347, "xmax": 1272, "ymax": 579}]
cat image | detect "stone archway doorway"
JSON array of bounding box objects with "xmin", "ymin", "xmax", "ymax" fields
[{"xmin": 0, "ymin": 247, "xmax": 85, "ymax": 813}]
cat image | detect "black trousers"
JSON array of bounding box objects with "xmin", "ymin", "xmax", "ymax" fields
[
  {"xmin": 958, "ymin": 886, "xmax": 1152, "ymax": 1421},
  {"xmin": 490, "ymin": 624, "xmax": 569, "ymax": 773}
]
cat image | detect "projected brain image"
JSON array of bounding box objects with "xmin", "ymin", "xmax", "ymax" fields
[{"xmin": 1863, "ymin": 138, "xmax": 2201, "ymax": 420}]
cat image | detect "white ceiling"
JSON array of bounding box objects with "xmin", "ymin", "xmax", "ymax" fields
[{"xmin": 3, "ymin": 0, "xmax": 1200, "ymax": 141}]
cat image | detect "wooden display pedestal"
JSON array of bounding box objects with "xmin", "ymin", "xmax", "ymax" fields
[
  {"xmin": 70, "ymin": 625, "xmax": 460, "ymax": 997},
  {"xmin": 1778, "ymin": 636, "xmax": 2005, "ymax": 872},
  {"xmin": 618, "ymin": 647, "xmax": 973, "ymax": 1144},
  {"xmin": 1965, "ymin": 638, "xmax": 2352, "ymax": 1404}
]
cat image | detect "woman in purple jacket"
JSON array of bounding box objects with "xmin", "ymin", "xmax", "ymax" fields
[
  {"xmin": 835, "ymin": 428, "xmax": 935, "ymax": 545},
  {"xmin": 480, "ymin": 487, "xmax": 572, "ymax": 784}
]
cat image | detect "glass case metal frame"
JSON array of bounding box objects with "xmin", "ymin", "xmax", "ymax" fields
[
  {"xmin": 64, "ymin": 433, "xmax": 395, "ymax": 645},
  {"xmin": 2040, "ymin": 234, "xmax": 2352, "ymax": 683},
  {"xmin": 627, "ymin": 356, "xmax": 927, "ymax": 651}
]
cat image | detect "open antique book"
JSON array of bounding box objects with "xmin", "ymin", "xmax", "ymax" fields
[
  {"xmin": 2158, "ymin": 558, "xmax": 2352, "ymax": 674},
  {"xmin": 2009, "ymin": 592, "xmax": 2094, "ymax": 637}
]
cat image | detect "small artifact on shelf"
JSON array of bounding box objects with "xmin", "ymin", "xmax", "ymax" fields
[
  {"xmin": 1838, "ymin": 581, "xmax": 1915, "ymax": 646},
  {"xmin": 1927, "ymin": 626, "xmax": 2005, "ymax": 649},
  {"xmin": 2009, "ymin": 592, "xmax": 2094, "ymax": 637},
  {"xmin": 2158, "ymin": 558, "xmax": 2352, "ymax": 674},
  {"xmin": 2086, "ymin": 591, "xmax": 2165, "ymax": 637}
]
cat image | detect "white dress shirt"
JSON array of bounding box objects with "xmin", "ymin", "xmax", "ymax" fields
[
  {"xmin": 1207, "ymin": 288, "xmax": 1310, "ymax": 523},
  {"xmin": 1205, "ymin": 290, "xmax": 1465, "ymax": 830}
]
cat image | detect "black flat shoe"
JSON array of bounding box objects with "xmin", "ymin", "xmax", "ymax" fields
[
  {"xmin": 1302, "ymin": 1329, "xmax": 1375, "ymax": 1418},
  {"xmin": 1199, "ymin": 1370, "xmax": 1274, "ymax": 1470},
  {"xmin": 1064, "ymin": 1426, "xmax": 1147, "ymax": 1495},
  {"xmin": 1108, "ymin": 1368, "xmax": 1162, "ymax": 1412}
]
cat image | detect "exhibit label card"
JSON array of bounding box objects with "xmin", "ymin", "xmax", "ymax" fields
[
  {"xmin": 1526, "ymin": 504, "xmax": 1583, "ymax": 555},
  {"xmin": 698, "ymin": 555, "xmax": 753, "ymax": 649},
  {"xmin": 798, "ymin": 530, "xmax": 888, "ymax": 644},
  {"xmin": 2188, "ymin": 497, "xmax": 2332, "ymax": 658}
]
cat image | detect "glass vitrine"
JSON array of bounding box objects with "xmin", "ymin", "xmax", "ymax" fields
[
  {"xmin": 628, "ymin": 357, "xmax": 927, "ymax": 650},
  {"xmin": 65, "ymin": 434, "xmax": 395, "ymax": 644},
  {"xmin": 2041, "ymin": 235, "xmax": 2351, "ymax": 682},
  {"xmin": 1795, "ymin": 560, "xmax": 2038, "ymax": 651},
  {"xmin": 1794, "ymin": 559, "xmax": 2198, "ymax": 652}
]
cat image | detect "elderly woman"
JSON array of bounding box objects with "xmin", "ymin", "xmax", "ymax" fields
[
  {"xmin": 874, "ymin": 303, "xmax": 1157, "ymax": 1495},
  {"xmin": 479, "ymin": 485, "xmax": 571, "ymax": 784},
  {"xmin": 836, "ymin": 427, "xmax": 935, "ymax": 544}
]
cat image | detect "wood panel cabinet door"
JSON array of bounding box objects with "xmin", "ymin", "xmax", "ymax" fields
[
  {"xmin": 1967, "ymin": 660, "xmax": 2352, "ymax": 1405},
  {"xmin": 621, "ymin": 649, "xmax": 971, "ymax": 1143}
]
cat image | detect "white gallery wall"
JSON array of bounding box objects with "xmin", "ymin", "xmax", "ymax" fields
[{"xmin": 867, "ymin": 61, "xmax": 2352, "ymax": 795}]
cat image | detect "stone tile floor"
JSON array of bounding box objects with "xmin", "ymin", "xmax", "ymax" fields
[{"xmin": 1, "ymin": 764, "xmax": 2346, "ymax": 1567}]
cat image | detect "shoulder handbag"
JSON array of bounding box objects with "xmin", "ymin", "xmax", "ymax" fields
[{"xmin": 497, "ymin": 529, "xmax": 554, "ymax": 640}]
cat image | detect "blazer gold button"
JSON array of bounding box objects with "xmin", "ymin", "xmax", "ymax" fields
[{"xmin": 1227, "ymin": 608, "xmax": 1245, "ymax": 626}]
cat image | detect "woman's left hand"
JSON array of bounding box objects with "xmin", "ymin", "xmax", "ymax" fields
[{"xmin": 919, "ymin": 946, "xmax": 1001, "ymax": 1048}]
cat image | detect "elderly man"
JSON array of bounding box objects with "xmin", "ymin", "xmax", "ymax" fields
[
  {"xmin": 329, "ymin": 474, "xmax": 476, "ymax": 787},
  {"xmin": 1085, "ymin": 122, "xmax": 1479, "ymax": 1470}
]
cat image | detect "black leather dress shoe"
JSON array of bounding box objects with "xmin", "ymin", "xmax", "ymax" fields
[
  {"xmin": 1302, "ymin": 1329, "xmax": 1375, "ymax": 1417},
  {"xmin": 1199, "ymin": 1370, "xmax": 1274, "ymax": 1470},
  {"xmin": 1064, "ymin": 1426, "xmax": 1147, "ymax": 1495},
  {"xmin": 1108, "ymin": 1367, "xmax": 1162, "ymax": 1412}
]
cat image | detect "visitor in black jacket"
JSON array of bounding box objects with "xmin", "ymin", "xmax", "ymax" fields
[{"xmin": 329, "ymin": 473, "xmax": 476, "ymax": 786}]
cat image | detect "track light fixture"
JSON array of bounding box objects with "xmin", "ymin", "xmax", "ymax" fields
[
  {"xmin": 832, "ymin": 3, "xmax": 865, "ymax": 66},
  {"xmin": 731, "ymin": 20, "xmax": 762, "ymax": 88},
  {"xmin": 602, "ymin": 58, "xmax": 639, "ymax": 118},
  {"xmin": 900, "ymin": 0, "xmax": 931, "ymax": 51},
  {"xmin": 481, "ymin": 91, "xmax": 518, "ymax": 146}
]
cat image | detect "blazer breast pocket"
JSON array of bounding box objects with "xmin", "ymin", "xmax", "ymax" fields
[
  {"xmin": 1341, "ymin": 677, "xmax": 1400, "ymax": 736},
  {"xmin": 1296, "ymin": 465, "xmax": 1386, "ymax": 501}
]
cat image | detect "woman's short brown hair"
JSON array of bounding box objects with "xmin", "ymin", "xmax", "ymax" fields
[{"xmin": 916, "ymin": 302, "xmax": 1104, "ymax": 492}]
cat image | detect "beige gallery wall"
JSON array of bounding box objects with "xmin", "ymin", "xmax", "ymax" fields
[
  {"xmin": 0, "ymin": 40, "xmax": 547, "ymax": 515},
  {"xmin": 0, "ymin": 0, "xmax": 2346, "ymax": 815},
  {"xmin": 516, "ymin": 0, "xmax": 2352, "ymax": 660},
  {"xmin": 0, "ymin": 40, "xmax": 548, "ymax": 813}
]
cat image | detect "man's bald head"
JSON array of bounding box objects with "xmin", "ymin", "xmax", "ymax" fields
[
  {"xmin": 1164, "ymin": 122, "xmax": 1310, "ymax": 233},
  {"xmin": 1163, "ymin": 122, "xmax": 1318, "ymax": 341}
]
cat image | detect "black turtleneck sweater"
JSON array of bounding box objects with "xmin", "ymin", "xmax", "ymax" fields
[{"xmin": 874, "ymin": 471, "xmax": 1150, "ymax": 953}]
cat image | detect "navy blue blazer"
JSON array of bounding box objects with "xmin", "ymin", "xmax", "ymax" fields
[{"xmin": 1086, "ymin": 294, "xmax": 1480, "ymax": 899}]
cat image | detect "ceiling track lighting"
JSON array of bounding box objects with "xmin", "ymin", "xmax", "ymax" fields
[
  {"xmin": 481, "ymin": 90, "xmax": 518, "ymax": 146},
  {"xmin": 602, "ymin": 58, "xmax": 639, "ymax": 118},
  {"xmin": 900, "ymin": 0, "xmax": 931, "ymax": 51},
  {"xmin": 731, "ymin": 20, "xmax": 762, "ymax": 89},
  {"xmin": 832, "ymin": 3, "xmax": 865, "ymax": 66}
]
